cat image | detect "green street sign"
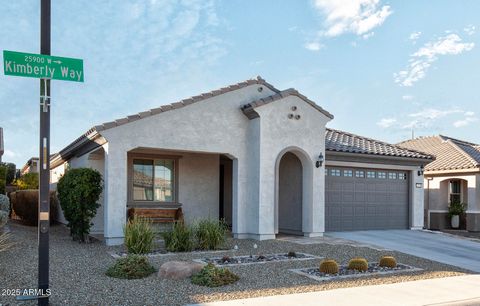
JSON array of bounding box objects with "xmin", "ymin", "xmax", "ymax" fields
[{"xmin": 3, "ymin": 50, "xmax": 83, "ymax": 82}]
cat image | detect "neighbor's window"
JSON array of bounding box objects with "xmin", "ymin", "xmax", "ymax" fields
[
  {"xmin": 377, "ymin": 172, "xmax": 387, "ymax": 179},
  {"xmin": 367, "ymin": 171, "xmax": 376, "ymax": 178},
  {"xmin": 450, "ymin": 180, "xmax": 461, "ymax": 203},
  {"xmin": 343, "ymin": 170, "xmax": 353, "ymax": 177},
  {"xmin": 355, "ymin": 170, "xmax": 365, "ymax": 178},
  {"xmin": 133, "ymin": 158, "xmax": 175, "ymax": 202}
]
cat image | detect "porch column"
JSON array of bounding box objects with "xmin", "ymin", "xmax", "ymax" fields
[
  {"xmin": 103, "ymin": 143, "xmax": 128, "ymax": 245},
  {"xmin": 411, "ymin": 171, "xmax": 424, "ymax": 229},
  {"xmin": 304, "ymin": 157, "xmax": 324, "ymax": 237},
  {"xmin": 467, "ymin": 174, "xmax": 480, "ymax": 231}
]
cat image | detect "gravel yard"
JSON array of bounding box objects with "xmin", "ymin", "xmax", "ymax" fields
[{"xmin": 0, "ymin": 222, "xmax": 470, "ymax": 306}]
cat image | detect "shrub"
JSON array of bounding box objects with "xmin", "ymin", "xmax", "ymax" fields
[
  {"xmin": 10, "ymin": 190, "xmax": 57, "ymax": 226},
  {"xmin": 379, "ymin": 256, "xmax": 397, "ymax": 268},
  {"xmin": 124, "ymin": 215, "xmax": 155, "ymax": 255},
  {"xmin": 448, "ymin": 201, "xmax": 466, "ymax": 217},
  {"xmin": 163, "ymin": 222, "xmax": 194, "ymax": 252},
  {"xmin": 287, "ymin": 251, "xmax": 297, "ymax": 258},
  {"xmin": 319, "ymin": 259, "xmax": 339, "ymax": 274},
  {"xmin": 0, "ymin": 163, "xmax": 16, "ymax": 185},
  {"xmin": 0, "ymin": 165, "xmax": 6, "ymax": 195},
  {"xmin": 348, "ymin": 257, "xmax": 368, "ymax": 272},
  {"xmin": 15, "ymin": 173, "xmax": 39, "ymax": 190},
  {"xmin": 105, "ymin": 255, "xmax": 156, "ymax": 279},
  {"xmin": 191, "ymin": 263, "xmax": 239, "ymax": 287},
  {"xmin": 0, "ymin": 194, "xmax": 10, "ymax": 228},
  {"xmin": 195, "ymin": 219, "xmax": 227, "ymax": 250},
  {"xmin": 57, "ymin": 168, "xmax": 103, "ymax": 242}
]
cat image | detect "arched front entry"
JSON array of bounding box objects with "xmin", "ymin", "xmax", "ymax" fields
[{"xmin": 277, "ymin": 152, "xmax": 304, "ymax": 235}]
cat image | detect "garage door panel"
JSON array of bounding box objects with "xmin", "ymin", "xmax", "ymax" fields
[{"xmin": 326, "ymin": 166, "xmax": 409, "ymax": 231}]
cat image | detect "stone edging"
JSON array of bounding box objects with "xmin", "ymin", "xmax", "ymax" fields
[{"xmin": 193, "ymin": 253, "xmax": 323, "ymax": 267}]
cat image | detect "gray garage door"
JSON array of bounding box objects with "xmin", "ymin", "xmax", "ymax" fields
[{"xmin": 326, "ymin": 167, "xmax": 409, "ymax": 231}]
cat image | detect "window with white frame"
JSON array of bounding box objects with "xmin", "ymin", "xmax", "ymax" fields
[{"xmin": 398, "ymin": 173, "xmax": 407, "ymax": 180}]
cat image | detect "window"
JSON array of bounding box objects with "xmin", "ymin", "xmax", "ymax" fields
[
  {"xmin": 132, "ymin": 158, "xmax": 175, "ymax": 202},
  {"xmin": 398, "ymin": 173, "xmax": 407, "ymax": 180},
  {"xmin": 377, "ymin": 172, "xmax": 386, "ymax": 179},
  {"xmin": 367, "ymin": 171, "xmax": 376, "ymax": 178},
  {"xmin": 450, "ymin": 180, "xmax": 461, "ymax": 203},
  {"xmin": 355, "ymin": 170, "xmax": 365, "ymax": 178},
  {"xmin": 343, "ymin": 170, "xmax": 353, "ymax": 177},
  {"xmin": 388, "ymin": 173, "xmax": 397, "ymax": 179},
  {"xmin": 331, "ymin": 169, "xmax": 341, "ymax": 176}
]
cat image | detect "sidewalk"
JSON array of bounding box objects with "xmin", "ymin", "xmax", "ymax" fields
[{"xmin": 188, "ymin": 275, "xmax": 480, "ymax": 306}]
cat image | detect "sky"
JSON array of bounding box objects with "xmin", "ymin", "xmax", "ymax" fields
[{"xmin": 1, "ymin": 0, "xmax": 479, "ymax": 167}]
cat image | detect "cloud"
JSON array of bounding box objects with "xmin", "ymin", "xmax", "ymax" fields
[
  {"xmin": 464, "ymin": 25, "xmax": 476, "ymax": 36},
  {"xmin": 394, "ymin": 33, "xmax": 474, "ymax": 86},
  {"xmin": 409, "ymin": 31, "xmax": 421, "ymax": 43},
  {"xmin": 453, "ymin": 111, "xmax": 478, "ymax": 127},
  {"xmin": 305, "ymin": 0, "xmax": 391, "ymax": 49},
  {"xmin": 305, "ymin": 42, "xmax": 324, "ymax": 51},
  {"xmin": 3, "ymin": 150, "xmax": 17, "ymax": 159},
  {"xmin": 402, "ymin": 95, "xmax": 414, "ymax": 101},
  {"xmin": 377, "ymin": 118, "xmax": 397, "ymax": 128}
]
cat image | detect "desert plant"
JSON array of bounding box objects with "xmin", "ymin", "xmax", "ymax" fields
[
  {"xmin": 378, "ymin": 256, "xmax": 397, "ymax": 268},
  {"xmin": 448, "ymin": 201, "xmax": 466, "ymax": 217},
  {"xmin": 105, "ymin": 255, "xmax": 156, "ymax": 279},
  {"xmin": 10, "ymin": 190, "xmax": 57, "ymax": 226},
  {"xmin": 191, "ymin": 263, "xmax": 239, "ymax": 287},
  {"xmin": 221, "ymin": 255, "xmax": 231, "ymax": 263},
  {"xmin": 347, "ymin": 257, "xmax": 369, "ymax": 272},
  {"xmin": 163, "ymin": 222, "xmax": 194, "ymax": 252},
  {"xmin": 194, "ymin": 219, "xmax": 227, "ymax": 250},
  {"xmin": 124, "ymin": 215, "xmax": 155, "ymax": 255},
  {"xmin": 57, "ymin": 168, "xmax": 103, "ymax": 242},
  {"xmin": 319, "ymin": 259, "xmax": 339, "ymax": 274},
  {"xmin": 15, "ymin": 173, "xmax": 39, "ymax": 190}
]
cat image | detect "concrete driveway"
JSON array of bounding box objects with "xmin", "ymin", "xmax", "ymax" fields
[{"xmin": 327, "ymin": 230, "xmax": 480, "ymax": 272}]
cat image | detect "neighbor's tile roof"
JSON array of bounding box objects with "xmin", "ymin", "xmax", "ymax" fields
[
  {"xmin": 398, "ymin": 135, "xmax": 480, "ymax": 171},
  {"xmin": 326, "ymin": 128, "xmax": 433, "ymax": 160}
]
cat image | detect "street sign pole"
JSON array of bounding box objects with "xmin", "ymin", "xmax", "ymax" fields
[{"xmin": 38, "ymin": 0, "xmax": 51, "ymax": 305}]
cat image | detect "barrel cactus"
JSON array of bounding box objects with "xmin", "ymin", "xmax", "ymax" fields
[
  {"xmin": 347, "ymin": 257, "xmax": 368, "ymax": 272},
  {"xmin": 379, "ymin": 256, "xmax": 397, "ymax": 268},
  {"xmin": 319, "ymin": 259, "xmax": 339, "ymax": 274}
]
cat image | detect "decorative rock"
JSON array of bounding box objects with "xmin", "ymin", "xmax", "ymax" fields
[{"xmin": 158, "ymin": 261, "xmax": 205, "ymax": 280}]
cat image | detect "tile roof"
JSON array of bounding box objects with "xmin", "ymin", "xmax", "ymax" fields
[
  {"xmin": 326, "ymin": 128, "xmax": 433, "ymax": 160},
  {"xmin": 398, "ymin": 135, "xmax": 480, "ymax": 171},
  {"xmin": 242, "ymin": 88, "xmax": 334, "ymax": 119}
]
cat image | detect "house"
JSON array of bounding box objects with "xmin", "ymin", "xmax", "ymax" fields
[
  {"xmin": 399, "ymin": 135, "xmax": 480, "ymax": 231},
  {"xmin": 20, "ymin": 157, "xmax": 40, "ymax": 176},
  {"xmin": 50, "ymin": 77, "xmax": 432, "ymax": 245}
]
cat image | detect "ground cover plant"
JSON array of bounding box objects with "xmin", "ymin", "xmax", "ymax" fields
[
  {"xmin": 191, "ymin": 263, "xmax": 239, "ymax": 287},
  {"xmin": 106, "ymin": 255, "xmax": 156, "ymax": 279}
]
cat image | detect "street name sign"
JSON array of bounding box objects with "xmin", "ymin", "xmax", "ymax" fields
[{"xmin": 3, "ymin": 50, "xmax": 83, "ymax": 82}]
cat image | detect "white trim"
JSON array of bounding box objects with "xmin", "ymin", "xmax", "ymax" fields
[
  {"xmin": 325, "ymin": 160, "xmax": 417, "ymax": 171},
  {"xmin": 466, "ymin": 211, "xmax": 480, "ymax": 214},
  {"xmin": 429, "ymin": 209, "xmax": 448, "ymax": 213}
]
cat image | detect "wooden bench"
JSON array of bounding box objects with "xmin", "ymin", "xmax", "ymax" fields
[{"xmin": 127, "ymin": 207, "xmax": 184, "ymax": 224}]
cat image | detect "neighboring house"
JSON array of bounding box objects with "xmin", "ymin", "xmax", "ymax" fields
[
  {"xmin": 0, "ymin": 127, "xmax": 4, "ymax": 163},
  {"xmin": 399, "ymin": 135, "xmax": 480, "ymax": 231},
  {"xmin": 21, "ymin": 157, "xmax": 40, "ymax": 176},
  {"xmin": 50, "ymin": 77, "xmax": 431, "ymax": 245}
]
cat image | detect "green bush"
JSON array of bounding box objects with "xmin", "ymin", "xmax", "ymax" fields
[
  {"xmin": 105, "ymin": 255, "xmax": 156, "ymax": 279},
  {"xmin": 10, "ymin": 190, "xmax": 57, "ymax": 226},
  {"xmin": 163, "ymin": 222, "xmax": 194, "ymax": 252},
  {"xmin": 191, "ymin": 263, "xmax": 239, "ymax": 287},
  {"xmin": 15, "ymin": 173, "xmax": 39, "ymax": 190},
  {"xmin": 448, "ymin": 201, "xmax": 467, "ymax": 217},
  {"xmin": 1, "ymin": 163, "xmax": 16, "ymax": 185},
  {"xmin": 195, "ymin": 219, "xmax": 227, "ymax": 250},
  {"xmin": 0, "ymin": 165, "xmax": 6, "ymax": 195},
  {"xmin": 124, "ymin": 215, "xmax": 155, "ymax": 255},
  {"xmin": 57, "ymin": 168, "xmax": 103, "ymax": 242}
]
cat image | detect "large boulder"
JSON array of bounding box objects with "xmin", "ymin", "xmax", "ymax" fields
[{"xmin": 158, "ymin": 261, "xmax": 205, "ymax": 280}]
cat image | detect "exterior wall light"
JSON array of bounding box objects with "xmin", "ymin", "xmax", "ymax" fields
[
  {"xmin": 417, "ymin": 165, "xmax": 424, "ymax": 176},
  {"xmin": 316, "ymin": 153, "xmax": 324, "ymax": 168}
]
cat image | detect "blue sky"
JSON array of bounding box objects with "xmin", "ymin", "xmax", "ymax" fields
[{"xmin": 1, "ymin": 0, "xmax": 479, "ymax": 167}]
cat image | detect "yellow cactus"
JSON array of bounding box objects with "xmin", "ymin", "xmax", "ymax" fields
[
  {"xmin": 347, "ymin": 257, "xmax": 368, "ymax": 272},
  {"xmin": 379, "ymin": 256, "xmax": 397, "ymax": 268},
  {"xmin": 319, "ymin": 259, "xmax": 339, "ymax": 274}
]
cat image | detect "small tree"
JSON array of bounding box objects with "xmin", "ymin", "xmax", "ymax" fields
[
  {"xmin": 15, "ymin": 173, "xmax": 39, "ymax": 190},
  {"xmin": 3, "ymin": 163, "xmax": 16, "ymax": 185},
  {"xmin": 57, "ymin": 168, "xmax": 103, "ymax": 242}
]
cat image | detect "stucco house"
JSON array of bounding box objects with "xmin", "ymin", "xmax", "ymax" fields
[
  {"xmin": 50, "ymin": 77, "xmax": 432, "ymax": 245},
  {"xmin": 21, "ymin": 157, "xmax": 40, "ymax": 176},
  {"xmin": 399, "ymin": 135, "xmax": 480, "ymax": 231}
]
